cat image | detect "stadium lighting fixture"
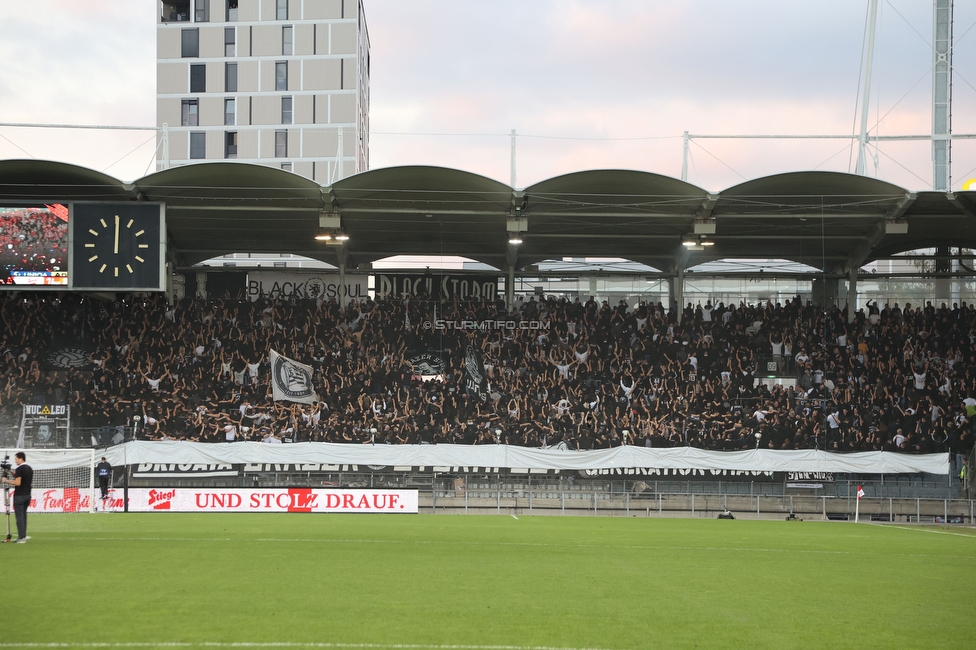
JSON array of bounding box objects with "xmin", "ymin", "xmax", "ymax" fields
[
  {"xmin": 508, "ymin": 237, "xmax": 523, "ymax": 245},
  {"xmin": 317, "ymin": 211, "xmax": 348, "ymax": 242},
  {"xmin": 683, "ymin": 236, "xmax": 714, "ymax": 249}
]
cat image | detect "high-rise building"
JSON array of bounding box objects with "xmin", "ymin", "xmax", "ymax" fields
[{"xmin": 156, "ymin": 0, "xmax": 369, "ymax": 182}]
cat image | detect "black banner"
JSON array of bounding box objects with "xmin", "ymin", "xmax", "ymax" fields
[
  {"xmin": 25, "ymin": 419, "xmax": 60, "ymax": 448},
  {"xmin": 374, "ymin": 273, "xmax": 499, "ymax": 301},
  {"xmin": 408, "ymin": 353, "xmax": 447, "ymax": 380},
  {"xmin": 43, "ymin": 339, "xmax": 95, "ymax": 371},
  {"xmin": 786, "ymin": 471, "xmax": 834, "ymax": 483},
  {"xmin": 583, "ymin": 468, "xmax": 778, "ymax": 481},
  {"xmin": 463, "ymin": 344, "xmax": 488, "ymax": 402}
]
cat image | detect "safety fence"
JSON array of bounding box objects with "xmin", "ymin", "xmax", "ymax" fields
[{"xmin": 421, "ymin": 487, "xmax": 974, "ymax": 523}]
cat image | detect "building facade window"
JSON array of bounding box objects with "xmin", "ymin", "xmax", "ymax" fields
[
  {"xmin": 227, "ymin": 0, "xmax": 238, "ymax": 22},
  {"xmin": 276, "ymin": 0, "xmax": 288, "ymax": 20},
  {"xmin": 181, "ymin": 99, "xmax": 199, "ymax": 126},
  {"xmin": 189, "ymin": 132, "xmax": 206, "ymax": 159},
  {"xmin": 225, "ymin": 27, "xmax": 236, "ymax": 57},
  {"xmin": 225, "ymin": 62, "xmax": 238, "ymax": 92},
  {"xmin": 281, "ymin": 96, "xmax": 293, "ymax": 124},
  {"xmin": 194, "ymin": 0, "xmax": 210, "ymax": 22},
  {"xmin": 275, "ymin": 61, "xmax": 288, "ymax": 91},
  {"xmin": 275, "ymin": 130, "xmax": 288, "ymax": 157},
  {"xmin": 225, "ymin": 132, "xmax": 238, "ymax": 159},
  {"xmin": 280, "ymin": 162, "xmax": 292, "ymax": 172},
  {"xmin": 282, "ymin": 26, "xmax": 293, "ymax": 55},
  {"xmin": 181, "ymin": 28, "xmax": 199, "ymax": 57},
  {"xmin": 190, "ymin": 64, "xmax": 206, "ymax": 92},
  {"xmin": 225, "ymin": 98, "xmax": 236, "ymax": 125}
]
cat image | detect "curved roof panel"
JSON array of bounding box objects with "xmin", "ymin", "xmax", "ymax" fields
[
  {"xmin": 0, "ymin": 160, "xmax": 973, "ymax": 276},
  {"xmin": 331, "ymin": 165, "xmax": 513, "ymax": 212},
  {"xmin": 718, "ymin": 171, "xmax": 909, "ymax": 215},
  {"xmin": 525, "ymin": 169, "xmax": 708, "ymax": 216},
  {"xmin": 133, "ymin": 163, "xmax": 326, "ymax": 267},
  {"xmin": 331, "ymin": 166, "xmax": 515, "ymax": 267},
  {"xmin": 0, "ymin": 159, "xmax": 129, "ymax": 202},
  {"xmin": 135, "ymin": 162, "xmax": 323, "ymax": 205}
]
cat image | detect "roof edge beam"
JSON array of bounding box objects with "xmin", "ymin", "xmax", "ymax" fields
[
  {"xmin": 840, "ymin": 192, "xmax": 916, "ymax": 273},
  {"xmin": 947, "ymin": 192, "xmax": 976, "ymax": 219}
]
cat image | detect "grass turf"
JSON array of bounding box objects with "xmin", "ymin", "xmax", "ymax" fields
[{"xmin": 4, "ymin": 514, "xmax": 974, "ymax": 650}]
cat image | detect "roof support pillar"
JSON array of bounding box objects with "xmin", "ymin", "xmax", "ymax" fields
[
  {"xmin": 337, "ymin": 246, "xmax": 348, "ymax": 309},
  {"xmin": 195, "ymin": 271, "xmax": 207, "ymax": 300},
  {"xmin": 847, "ymin": 267, "xmax": 858, "ymax": 322},
  {"xmin": 670, "ymin": 269, "xmax": 684, "ymax": 323},
  {"xmin": 505, "ymin": 244, "xmax": 519, "ymax": 312},
  {"xmin": 506, "ymin": 263, "xmax": 515, "ymax": 312}
]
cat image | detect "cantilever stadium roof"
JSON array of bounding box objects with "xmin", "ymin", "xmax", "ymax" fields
[{"xmin": 0, "ymin": 159, "xmax": 974, "ymax": 273}]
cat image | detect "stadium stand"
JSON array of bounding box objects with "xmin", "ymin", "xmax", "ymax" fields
[{"xmin": 2, "ymin": 290, "xmax": 974, "ymax": 461}]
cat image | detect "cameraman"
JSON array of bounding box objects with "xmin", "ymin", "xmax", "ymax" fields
[{"xmin": 1, "ymin": 452, "xmax": 32, "ymax": 543}]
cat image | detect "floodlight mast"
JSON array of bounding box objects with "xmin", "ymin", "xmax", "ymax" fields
[
  {"xmin": 855, "ymin": 0, "xmax": 880, "ymax": 178},
  {"xmin": 933, "ymin": 0, "xmax": 953, "ymax": 191}
]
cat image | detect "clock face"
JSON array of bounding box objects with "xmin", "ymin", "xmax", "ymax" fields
[{"xmin": 71, "ymin": 203, "xmax": 163, "ymax": 290}]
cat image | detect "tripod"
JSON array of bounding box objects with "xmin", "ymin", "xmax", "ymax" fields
[{"xmin": 3, "ymin": 485, "xmax": 11, "ymax": 542}]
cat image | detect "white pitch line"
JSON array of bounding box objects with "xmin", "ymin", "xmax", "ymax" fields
[
  {"xmin": 43, "ymin": 536, "xmax": 972, "ymax": 559},
  {"xmin": 0, "ymin": 641, "xmax": 607, "ymax": 650},
  {"xmin": 869, "ymin": 523, "xmax": 976, "ymax": 539}
]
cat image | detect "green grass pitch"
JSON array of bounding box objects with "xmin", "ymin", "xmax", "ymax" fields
[{"xmin": 4, "ymin": 514, "xmax": 975, "ymax": 650}]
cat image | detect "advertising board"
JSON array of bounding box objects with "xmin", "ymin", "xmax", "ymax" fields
[{"xmin": 127, "ymin": 488, "xmax": 419, "ymax": 513}]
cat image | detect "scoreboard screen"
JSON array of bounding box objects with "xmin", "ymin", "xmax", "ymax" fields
[
  {"xmin": 1, "ymin": 202, "xmax": 165, "ymax": 291},
  {"xmin": 0, "ymin": 204, "xmax": 69, "ymax": 287}
]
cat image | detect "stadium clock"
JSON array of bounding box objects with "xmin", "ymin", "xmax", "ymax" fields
[{"xmin": 70, "ymin": 203, "xmax": 164, "ymax": 290}]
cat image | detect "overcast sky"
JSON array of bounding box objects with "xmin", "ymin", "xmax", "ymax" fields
[{"xmin": 1, "ymin": 0, "xmax": 974, "ymax": 190}]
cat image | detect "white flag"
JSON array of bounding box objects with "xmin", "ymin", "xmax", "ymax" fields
[{"xmin": 269, "ymin": 350, "xmax": 319, "ymax": 404}]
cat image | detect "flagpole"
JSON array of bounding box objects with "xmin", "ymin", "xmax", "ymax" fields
[{"xmin": 855, "ymin": 490, "xmax": 860, "ymax": 523}]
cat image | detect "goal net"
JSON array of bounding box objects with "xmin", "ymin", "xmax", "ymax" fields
[{"xmin": 1, "ymin": 449, "xmax": 97, "ymax": 513}]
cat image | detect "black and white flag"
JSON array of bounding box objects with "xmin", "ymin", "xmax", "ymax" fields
[
  {"xmin": 270, "ymin": 350, "xmax": 319, "ymax": 404},
  {"xmin": 463, "ymin": 344, "xmax": 489, "ymax": 402}
]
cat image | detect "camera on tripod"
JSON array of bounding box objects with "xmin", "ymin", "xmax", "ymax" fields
[{"xmin": 0, "ymin": 455, "xmax": 11, "ymax": 479}]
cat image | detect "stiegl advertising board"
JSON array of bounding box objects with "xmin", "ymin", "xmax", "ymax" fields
[{"xmin": 127, "ymin": 488, "xmax": 418, "ymax": 513}]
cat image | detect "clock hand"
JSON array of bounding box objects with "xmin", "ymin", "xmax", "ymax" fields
[{"xmin": 114, "ymin": 215, "xmax": 120, "ymax": 254}]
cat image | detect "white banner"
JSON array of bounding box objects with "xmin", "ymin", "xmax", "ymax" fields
[
  {"xmin": 269, "ymin": 350, "xmax": 319, "ymax": 404},
  {"xmin": 127, "ymin": 488, "xmax": 418, "ymax": 513},
  {"xmin": 85, "ymin": 442, "xmax": 950, "ymax": 475},
  {"xmin": 246, "ymin": 272, "xmax": 368, "ymax": 302},
  {"xmin": 10, "ymin": 444, "xmax": 950, "ymax": 476}
]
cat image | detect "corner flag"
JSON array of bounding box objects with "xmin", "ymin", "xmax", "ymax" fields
[{"xmin": 857, "ymin": 485, "xmax": 865, "ymax": 499}]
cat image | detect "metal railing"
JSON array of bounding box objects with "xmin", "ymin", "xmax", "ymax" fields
[
  {"xmin": 421, "ymin": 486, "xmax": 974, "ymax": 523},
  {"xmin": 964, "ymin": 447, "xmax": 975, "ymax": 500}
]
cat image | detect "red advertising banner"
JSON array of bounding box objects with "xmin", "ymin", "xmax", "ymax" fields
[
  {"xmin": 28, "ymin": 488, "xmax": 123, "ymax": 513},
  {"xmin": 127, "ymin": 488, "xmax": 419, "ymax": 513}
]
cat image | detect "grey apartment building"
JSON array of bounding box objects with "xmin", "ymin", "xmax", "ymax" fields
[{"xmin": 157, "ymin": 0, "xmax": 369, "ymax": 182}]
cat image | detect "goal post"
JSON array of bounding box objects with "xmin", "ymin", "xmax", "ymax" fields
[{"xmin": 1, "ymin": 448, "xmax": 96, "ymax": 513}]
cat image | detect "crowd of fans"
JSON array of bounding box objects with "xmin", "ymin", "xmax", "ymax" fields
[{"xmin": 1, "ymin": 290, "xmax": 974, "ymax": 463}]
